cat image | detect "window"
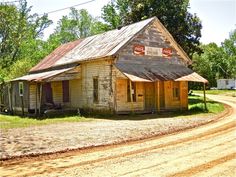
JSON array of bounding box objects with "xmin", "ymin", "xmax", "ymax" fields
[
  {"xmin": 225, "ymin": 80, "xmax": 229, "ymax": 85},
  {"xmin": 173, "ymin": 82, "xmax": 180, "ymax": 100},
  {"xmin": 62, "ymin": 80, "xmax": 69, "ymax": 102},
  {"xmin": 127, "ymin": 80, "xmax": 136, "ymax": 102},
  {"xmin": 93, "ymin": 77, "xmax": 98, "ymax": 103},
  {"xmin": 19, "ymin": 82, "xmax": 24, "ymax": 96}
]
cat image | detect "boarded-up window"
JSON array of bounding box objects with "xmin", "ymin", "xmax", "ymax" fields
[
  {"xmin": 44, "ymin": 83, "xmax": 53, "ymax": 103},
  {"xmin": 62, "ymin": 80, "xmax": 69, "ymax": 102},
  {"xmin": 93, "ymin": 77, "xmax": 98, "ymax": 103},
  {"xmin": 127, "ymin": 80, "xmax": 136, "ymax": 102},
  {"xmin": 173, "ymin": 82, "xmax": 180, "ymax": 100}
]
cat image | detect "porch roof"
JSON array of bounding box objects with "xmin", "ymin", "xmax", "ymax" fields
[
  {"xmin": 12, "ymin": 67, "xmax": 76, "ymax": 82},
  {"xmin": 115, "ymin": 59, "xmax": 208, "ymax": 83}
]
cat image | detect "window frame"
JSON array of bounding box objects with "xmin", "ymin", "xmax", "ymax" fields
[
  {"xmin": 19, "ymin": 82, "xmax": 24, "ymax": 96},
  {"xmin": 172, "ymin": 82, "xmax": 180, "ymax": 100}
]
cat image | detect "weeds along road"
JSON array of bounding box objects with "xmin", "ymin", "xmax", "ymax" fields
[{"xmin": 1, "ymin": 95, "xmax": 236, "ymax": 177}]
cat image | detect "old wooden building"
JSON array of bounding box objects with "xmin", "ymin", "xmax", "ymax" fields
[{"xmin": 4, "ymin": 17, "xmax": 207, "ymax": 115}]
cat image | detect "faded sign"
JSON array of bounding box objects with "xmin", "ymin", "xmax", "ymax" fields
[
  {"xmin": 162, "ymin": 48, "xmax": 172, "ymax": 57},
  {"xmin": 134, "ymin": 45, "xmax": 172, "ymax": 57},
  {"xmin": 133, "ymin": 45, "xmax": 145, "ymax": 55}
]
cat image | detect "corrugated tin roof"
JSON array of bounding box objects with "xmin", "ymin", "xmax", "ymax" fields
[
  {"xmin": 30, "ymin": 39, "xmax": 82, "ymax": 72},
  {"xmin": 30, "ymin": 16, "xmax": 192, "ymax": 73},
  {"xmin": 175, "ymin": 72, "xmax": 208, "ymax": 83},
  {"xmin": 13, "ymin": 67, "xmax": 75, "ymax": 82},
  {"xmin": 54, "ymin": 17, "xmax": 155, "ymax": 66},
  {"xmin": 115, "ymin": 58, "xmax": 208, "ymax": 83},
  {"xmin": 30, "ymin": 18, "xmax": 155, "ymax": 72}
]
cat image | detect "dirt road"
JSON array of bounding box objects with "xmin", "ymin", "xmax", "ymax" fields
[{"xmin": 1, "ymin": 95, "xmax": 235, "ymax": 177}]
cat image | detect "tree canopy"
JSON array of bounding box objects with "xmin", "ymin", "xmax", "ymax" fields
[{"xmin": 192, "ymin": 30, "xmax": 236, "ymax": 87}]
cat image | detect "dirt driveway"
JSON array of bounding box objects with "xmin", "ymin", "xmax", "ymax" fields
[{"xmin": 1, "ymin": 95, "xmax": 235, "ymax": 177}]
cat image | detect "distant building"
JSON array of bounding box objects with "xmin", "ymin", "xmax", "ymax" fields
[{"xmin": 217, "ymin": 79, "xmax": 236, "ymax": 90}]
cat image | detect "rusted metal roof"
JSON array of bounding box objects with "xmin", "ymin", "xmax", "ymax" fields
[
  {"xmin": 54, "ymin": 18, "xmax": 155, "ymax": 66},
  {"xmin": 12, "ymin": 67, "xmax": 75, "ymax": 82},
  {"xmin": 30, "ymin": 16, "xmax": 192, "ymax": 73},
  {"xmin": 30, "ymin": 39, "xmax": 82, "ymax": 72},
  {"xmin": 30, "ymin": 18, "xmax": 155, "ymax": 72},
  {"xmin": 123, "ymin": 73, "xmax": 152, "ymax": 82},
  {"xmin": 115, "ymin": 58, "xmax": 208, "ymax": 83}
]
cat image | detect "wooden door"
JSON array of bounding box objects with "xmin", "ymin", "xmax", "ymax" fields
[{"xmin": 144, "ymin": 82, "xmax": 155, "ymax": 111}]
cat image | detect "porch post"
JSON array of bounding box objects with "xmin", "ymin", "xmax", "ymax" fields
[
  {"xmin": 8, "ymin": 83, "xmax": 12, "ymax": 114},
  {"xmin": 35, "ymin": 83, "xmax": 38, "ymax": 116},
  {"xmin": 39, "ymin": 83, "xmax": 43, "ymax": 116},
  {"xmin": 129, "ymin": 80, "xmax": 134, "ymax": 113},
  {"xmin": 157, "ymin": 81, "xmax": 160, "ymax": 112},
  {"xmin": 203, "ymin": 83, "xmax": 207, "ymax": 111}
]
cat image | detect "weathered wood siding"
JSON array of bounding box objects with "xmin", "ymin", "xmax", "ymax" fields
[
  {"xmin": 11, "ymin": 81, "xmax": 29, "ymax": 113},
  {"xmin": 69, "ymin": 79, "xmax": 82, "ymax": 108},
  {"xmin": 117, "ymin": 21, "xmax": 187, "ymax": 65},
  {"xmin": 164, "ymin": 81, "xmax": 188, "ymax": 110},
  {"xmin": 80, "ymin": 59, "xmax": 114, "ymax": 111},
  {"xmin": 29, "ymin": 84, "xmax": 37, "ymax": 109},
  {"xmin": 115, "ymin": 79, "xmax": 144, "ymax": 112}
]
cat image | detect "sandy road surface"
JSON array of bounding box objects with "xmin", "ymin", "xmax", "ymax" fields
[{"xmin": 1, "ymin": 95, "xmax": 236, "ymax": 177}]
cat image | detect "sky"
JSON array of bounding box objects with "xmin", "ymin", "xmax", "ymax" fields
[{"xmin": 5, "ymin": 0, "xmax": 236, "ymax": 45}]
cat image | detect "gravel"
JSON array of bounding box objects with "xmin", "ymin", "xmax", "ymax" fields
[{"xmin": 0, "ymin": 113, "xmax": 224, "ymax": 160}]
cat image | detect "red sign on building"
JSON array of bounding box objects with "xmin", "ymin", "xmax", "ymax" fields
[
  {"xmin": 162, "ymin": 48, "xmax": 172, "ymax": 57},
  {"xmin": 133, "ymin": 45, "xmax": 145, "ymax": 56}
]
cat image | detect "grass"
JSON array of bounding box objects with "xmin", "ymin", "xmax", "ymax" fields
[
  {"xmin": 0, "ymin": 115, "xmax": 92, "ymax": 130},
  {"xmin": 193, "ymin": 89, "xmax": 236, "ymax": 97},
  {"xmin": 188, "ymin": 95, "xmax": 224, "ymax": 114},
  {"xmin": 0, "ymin": 95, "xmax": 225, "ymax": 129}
]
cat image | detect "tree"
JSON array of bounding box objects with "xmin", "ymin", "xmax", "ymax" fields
[
  {"xmin": 101, "ymin": 0, "xmax": 202, "ymax": 57},
  {"xmin": 0, "ymin": 0, "xmax": 52, "ymax": 69},
  {"xmin": 49, "ymin": 8, "xmax": 108, "ymax": 45},
  {"xmin": 0, "ymin": 0, "xmax": 52, "ymax": 81},
  {"xmin": 192, "ymin": 30, "xmax": 236, "ymax": 87}
]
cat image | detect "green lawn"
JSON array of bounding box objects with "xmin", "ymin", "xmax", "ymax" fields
[
  {"xmin": 193, "ymin": 89, "xmax": 236, "ymax": 97},
  {"xmin": 0, "ymin": 115, "xmax": 92, "ymax": 129},
  {"xmin": 188, "ymin": 95, "xmax": 224, "ymax": 114},
  {"xmin": 0, "ymin": 95, "xmax": 225, "ymax": 129}
]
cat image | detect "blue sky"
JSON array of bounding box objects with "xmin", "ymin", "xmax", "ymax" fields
[{"xmin": 21, "ymin": 0, "xmax": 236, "ymax": 45}]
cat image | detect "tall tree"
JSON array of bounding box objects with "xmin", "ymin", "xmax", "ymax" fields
[
  {"xmin": 0, "ymin": 0, "xmax": 52, "ymax": 80},
  {"xmin": 0, "ymin": 0, "xmax": 52, "ymax": 68},
  {"xmin": 192, "ymin": 30, "xmax": 236, "ymax": 87},
  {"xmin": 49, "ymin": 8, "xmax": 108, "ymax": 45},
  {"xmin": 102, "ymin": 0, "xmax": 202, "ymax": 57}
]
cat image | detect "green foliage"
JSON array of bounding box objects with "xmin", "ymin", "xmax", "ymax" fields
[
  {"xmin": 188, "ymin": 95, "xmax": 224, "ymax": 114},
  {"xmin": 0, "ymin": 0, "xmax": 52, "ymax": 81},
  {"xmin": 49, "ymin": 8, "xmax": 108, "ymax": 45},
  {"xmin": 0, "ymin": 114, "xmax": 90, "ymax": 129},
  {"xmin": 192, "ymin": 30, "xmax": 236, "ymax": 87},
  {"xmin": 101, "ymin": 0, "xmax": 202, "ymax": 57}
]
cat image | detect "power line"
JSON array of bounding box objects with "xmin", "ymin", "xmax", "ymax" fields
[
  {"xmin": 39, "ymin": 0, "xmax": 95, "ymax": 16},
  {"xmin": 0, "ymin": 0, "xmax": 20, "ymax": 3}
]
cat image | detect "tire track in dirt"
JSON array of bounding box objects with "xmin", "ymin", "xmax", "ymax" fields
[
  {"xmin": 168, "ymin": 152, "xmax": 236, "ymax": 177},
  {"xmin": 2, "ymin": 120, "xmax": 235, "ymax": 177},
  {"xmin": 115, "ymin": 136, "xmax": 236, "ymax": 177}
]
